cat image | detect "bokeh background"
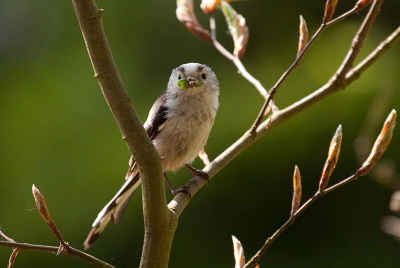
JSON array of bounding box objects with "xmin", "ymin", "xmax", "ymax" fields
[{"xmin": 1, "ymin": 0, "xmax": 399, "ymax": 267}]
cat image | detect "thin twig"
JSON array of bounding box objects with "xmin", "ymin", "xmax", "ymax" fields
[
  {"xmin": 250, "ymin": 6, "xmax": 360, "ymax": 132},
  {"xmin": 8, "ymin": 248, "xmax": 19, "ymax": 268},
  {"xmin": 326, "ymin": 6, "xmax": 359, "ymax": 26},
  {"xmin": 0, "ymin": 229, "xmax": 20, "ymax": 268},
  {"xmin": 209, "ymin": 13, "xmax": 274, "ymax": 106},
  {"xmin": 334, "ymin": 0, "xmax": 384, "ymax": 84},
  {"xmin": 346, "ymin": 25, "xmax": 400, "ymax": 83},
  {"xmin": 0, "ymin": 241, "xmax": 115, "ymax": 268},
  {"xmin": 0, "ymin": 230, "xmax": 15, "ymax": 242},
  {"xmin": 245, "ymin": 174, "xmax": 358, "ymax": 267}
]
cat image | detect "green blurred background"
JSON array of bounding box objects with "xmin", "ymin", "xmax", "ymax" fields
[{"xmin": 1, "ymin": 0, "xmax": 399, "ymax": 267}]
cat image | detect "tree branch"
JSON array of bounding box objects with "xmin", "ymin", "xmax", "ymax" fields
[
  {"xmin": 251, "ymin": 6, "xmax": 360, "ymax": 132},
  {"xmin": 209, "ymin": 13, "xmax": 275, "ymax": 108},
  {"xmin": 334, "ymin": 0, "xmax": 384, "ymax": 84},
  {"xmin": 0, "ymin": 241, "xmax": 115, "ymax": 268},
  {"xmin": 244, "ymin": 173, "xmax": 358, "ymax": 267},
  {"xmin": 71, "ymin": 1, "xmax": 174, "ymax": 267},
  {"xmin": 169, "ymin": 23, "xmax": 400, "ymax": 218},
  {"xmin": 246, "ymin": 105, "xmax": 397, "ymax": 266},
  {"xmin": 346, "ymin": 25, "xmax": 400, "ymax": 83}
]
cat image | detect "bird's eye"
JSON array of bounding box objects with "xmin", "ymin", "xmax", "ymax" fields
[
  {"xmin": 178, "ymin": 74, "xmax": 182, "ymax": 79},
  {"xmin": 201, "ymin": 73, "xmax": 207, "ymax": 79}
]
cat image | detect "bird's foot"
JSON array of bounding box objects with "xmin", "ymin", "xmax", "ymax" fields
[
  {"xmin": 185, "ymin": 164, "xmax": 210, "ymax": 184},
  {"xmin": 164, "ymin": 172, "xmax": 191, "ymax": 198},
  {"xmin": 172, "ymin": 185, "xmax": 191, "ymax": 198}
]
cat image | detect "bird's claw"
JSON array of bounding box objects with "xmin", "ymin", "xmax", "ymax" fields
[
  {"xmin": 185, "ymin": 164, "xmax": 210, "ymax": 183},
  {"xmin": 172, "ymin": 186, "xmax": 191, "ymax": 198}
]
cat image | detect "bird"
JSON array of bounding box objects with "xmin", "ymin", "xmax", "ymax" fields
[{"xmin": 84, "ymin": 63, "xmax": 219, "ymax": 249}]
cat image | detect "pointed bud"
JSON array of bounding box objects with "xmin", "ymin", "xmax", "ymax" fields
[
  {"xmin": 323, "ymin": 0, "xmax": 339, "ymax": 24},
  {"xmin": 232, "ymin": 235, "xmax": 245, "ymax": 268},
  {"xmin": 297, "ymin": 15, "xmax": 309, "ymax": 58},
  {"xmin": 358, "ymin": 110, "xmax": 397, "ymax": 176},
  {"xmin": 319, "ymin": 125, "xmax": 342, "ymax": 191},
  {"xmin": 221, "ymin": 1, "xmax": 249, "ymax": 58},
  {"xmin": 32, "ymin": 184, "xmax": 65, "ymax": 244},
  {"xmin": 176, "ymin": 0, "xmax": 211, "ymax": 42},
  {"xmin": 355, "ymin": 0, "xmax": 373, "ymax": 10},
  {"xmin": 32, "ymin": 184, "xmax": 51, "ymax": 224},
  {"xmin": 291, "ymin": 166, "xmax": 302, "ymax": 217}
]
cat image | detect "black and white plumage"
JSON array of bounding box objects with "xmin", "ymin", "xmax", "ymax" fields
[{"xmin": 84, "ymin": 63, "xmax": 219, "ymax": 249}]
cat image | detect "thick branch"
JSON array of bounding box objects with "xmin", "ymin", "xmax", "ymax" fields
[
  {"xmin": 71, "ymin": 1, "xmax": 174, "ymax": 267},
  {"xmin": 0, "ymin": 241, "xmax": 115, "ymax": 268}
]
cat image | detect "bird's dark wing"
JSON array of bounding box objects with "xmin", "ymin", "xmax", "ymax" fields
[
  {"xmin": 144, "ymin": 89, "xmax": 169, "ymax": 140},
  {"xmin": 85, "ymin": 90, "xmax": 171, "ymax": 249},
  {"xmin": 125, "ymin": 90, "xmax": 169, "ymax": 180}
]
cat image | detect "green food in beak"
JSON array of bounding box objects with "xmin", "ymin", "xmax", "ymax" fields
[
  {"xmin": 177, "ymin": 78, "xmax": 202, "ymax": 89},
  {"xmin": 177, "ymin": 78, "xmax": 188, "ymax": 89}
]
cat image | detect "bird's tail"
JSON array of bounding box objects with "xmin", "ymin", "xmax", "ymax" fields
[{"xmin": 83, "ymin": 173, "xmax": 141, "ymax": 249}]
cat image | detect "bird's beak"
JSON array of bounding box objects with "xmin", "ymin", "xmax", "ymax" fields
[{"xmin": 187, "ymin": 76, "xmax": 202, "ymax": 87}]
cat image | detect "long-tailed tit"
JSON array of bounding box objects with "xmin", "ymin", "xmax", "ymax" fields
[{"xmin": 84, "ymin": 63, "xmax": 219, "ymax": 249}]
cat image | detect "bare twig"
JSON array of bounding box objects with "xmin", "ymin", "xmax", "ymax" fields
[
  {"xmin": 244, "ymin": 171, "xmax": 365, "ymax": 267},
  {"xmin": 0, "ymin": 229, "xmax": 15, "ymax": 242},
  {"xmin": 209, "ymin": 13, "xmax": 273, "ymax": 105},
  {"xmin": 346, "ymin": 25, "xmax": 400, "ymax": 83},
  {"xmin": 0, "ymin": 229, "xmax": 20, "ymax": 268},
  {"xmin": 8, "ymin": 248, "xmax": 19, "ymax": 268},
  {"xmin": 0, "ymin": 241, "xmax": 115, "ymax": 268},
  {"xmin": 251, "ymin": 6, "xmax": 359, "ymax": 132},
  {"xmin": 0, "ymin": 185, "xmax": 117, "ymax": 267},
  {"xmin": 244, "ymin": 109, "xmax": 396, "ymax": 267},
  {"xmin": 334, "ymin": 0, "xmax": 384, "ymax": 84}
]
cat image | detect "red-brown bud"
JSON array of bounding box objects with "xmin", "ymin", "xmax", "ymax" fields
[
  {"xmin": 323, "ymin": 0, "xmax": 339, "ymax": 24},
  {"xmin": 358, "ymin": 110, "xmax": 397, "ymax": 176},
  {"xmin": 291, "ymin": 166, "xmax": 302, "ymax": 217},
  {"xmin": 319, "ymin": 125, "xmax": 342, "ymax": 191},
  {"xmin": 176, "ymin": 0, "xmax": 211, "ymax": 42}
]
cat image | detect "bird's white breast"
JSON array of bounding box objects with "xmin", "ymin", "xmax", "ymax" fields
[{"xmin": 154, "ymin": 89, "xmax": 219, "ymax": 171}]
